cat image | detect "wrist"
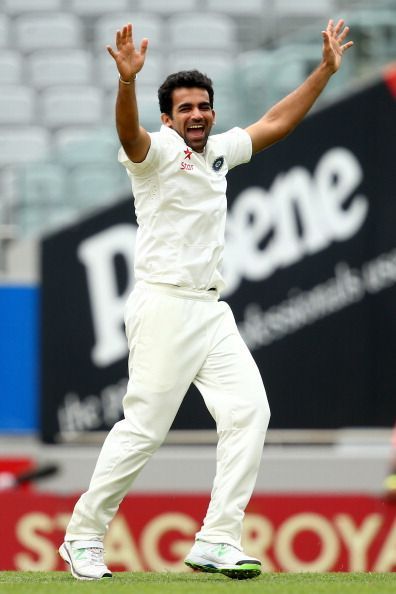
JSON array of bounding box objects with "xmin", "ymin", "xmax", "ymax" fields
[
  {"xmin": 320, "ymin": 59, "xmax": 336, "ymax": 76},
  {"xmin": 119, "ymin": 73, "xmax": 137, "ymax": 85}
]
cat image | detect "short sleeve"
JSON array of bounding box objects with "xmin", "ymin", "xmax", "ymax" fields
[
  {"xmin": 219, "ymin": 127, "xmax": 252, "ymax": 170},
  {"xmin": 118, "ymin": 131, "xmax": 161, "ymax": 176}
]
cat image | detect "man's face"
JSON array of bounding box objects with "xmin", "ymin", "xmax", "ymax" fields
[{"xmin": 161, "ymin": 87, "xmax": 215, "ymax": 153}]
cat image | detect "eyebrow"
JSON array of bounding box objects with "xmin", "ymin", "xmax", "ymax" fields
[{"xmin": 177, "ymin": 101, "xmax": 212, "ymax": 110}]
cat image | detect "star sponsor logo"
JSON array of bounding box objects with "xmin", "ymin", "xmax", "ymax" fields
[{"xmin": 180, "ymin": 147, "xmax": 194, "ymax": 171}]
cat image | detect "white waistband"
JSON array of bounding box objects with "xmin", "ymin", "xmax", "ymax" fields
[{"xmin": 135, "ymin": 281, "xmax": 220, "ymax": 301}]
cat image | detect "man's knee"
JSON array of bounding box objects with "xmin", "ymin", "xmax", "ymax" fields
[
  {"xmin": 108, "ymin": 419, "xmax": 165, "ymax": 453},
  {"xmin": 240, "ymin": 392, "xmax": 270, "ymax": 430}
]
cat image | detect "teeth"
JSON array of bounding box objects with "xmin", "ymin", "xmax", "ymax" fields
[{"xmin": 189, "ymin": 125, "xmax": 203, "ymax": 129}]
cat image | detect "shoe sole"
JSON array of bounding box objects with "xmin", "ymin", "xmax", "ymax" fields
[
  {"xmin": 58, "ymin": 543, "xmax": 112, "ymax": 581},
  {"xmin": 185, "ymin": 560, "xmax": 261, "ymax": 580}
]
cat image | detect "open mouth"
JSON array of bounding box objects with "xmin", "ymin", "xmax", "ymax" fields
[{"xmin": 187, "ymin": 124, "xmax": 205, "ymax": 138}]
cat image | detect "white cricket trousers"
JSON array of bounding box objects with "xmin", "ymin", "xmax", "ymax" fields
[{"xmin": 65, "ymin": 281, "xmax": 270, "ymax": 550}]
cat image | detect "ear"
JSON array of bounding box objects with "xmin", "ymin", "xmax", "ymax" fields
[{"xmin": 161, "ymin": 113, "xmax": 173, "ymax": 127}]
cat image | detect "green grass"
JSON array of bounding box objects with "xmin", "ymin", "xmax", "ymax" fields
[{"xmin": 0, "ymin": 572, "xmax": 395, "ymax": 594}]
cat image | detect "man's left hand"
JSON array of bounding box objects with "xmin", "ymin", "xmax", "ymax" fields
[{"xmin": 322, "ymin": 19, "xmax": 354, "ymax": 73}]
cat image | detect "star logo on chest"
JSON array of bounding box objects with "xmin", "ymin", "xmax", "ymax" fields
[{"xmin": 184, "ymin": 148, "xmax": 193, "ymax": 160}]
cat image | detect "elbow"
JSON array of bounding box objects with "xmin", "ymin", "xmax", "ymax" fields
[
  {"xmin": 120, "ymin": 137, "xmax": 138, "ymax": 155},
  {"xmin": 119, "ymin": 128, "xmax": 151, "ymax": 163}
]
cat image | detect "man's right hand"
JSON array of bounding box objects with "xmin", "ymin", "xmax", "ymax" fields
[{"xmin": 106, "ymin": 23, "xmax": 148, "ymax": 82}]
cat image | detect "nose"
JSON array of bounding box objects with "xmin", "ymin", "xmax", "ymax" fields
[{"xmin": 191, "ymin": 107, "xmax": 203, "ymax": 120}]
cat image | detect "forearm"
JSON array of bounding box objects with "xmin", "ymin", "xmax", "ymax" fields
[
  {"xmin": 263, "ymin": 61, "xmax": 333, "ymax": 136},
  {"xmin": 246, "ymin": 61, "xmax": 333, "ymax": 153},
  {"xmin": 247, "ymin": 20, "xmax": 353, "ymax": 154},
  {"xmin": 107, "ymin": 24, "xmax": 150, "ymax": 160},
  {"xmin": 116, "ymin": 78, "xmax": 141, "ymax": 147},
  {"xmin": 115, "ymin": 78, "xmax": 150, "ymax": 162}
]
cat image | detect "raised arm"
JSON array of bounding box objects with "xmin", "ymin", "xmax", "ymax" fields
[
  {"xmin": 107, "ymin": 23, "xmax": 151, "ymax": 162},
  {"xmin": 246, "ymin": 19, "xmax": 354, "ymax": 155}
]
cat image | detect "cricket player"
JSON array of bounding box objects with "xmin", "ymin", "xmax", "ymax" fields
[{"xmin": 59, "ymin": 18, "xmax": 353, "ymax": 580}]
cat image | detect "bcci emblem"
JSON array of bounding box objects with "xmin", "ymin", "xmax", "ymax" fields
[{"xmin": 212, "ymin": 156, "xmax": 224, "ymax": 172}]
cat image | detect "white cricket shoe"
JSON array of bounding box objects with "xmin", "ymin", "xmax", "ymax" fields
[
  {"xmin": 185, "ymin": 539, "xmax": 261, "ymax": 579},
  {"xmin": 59, "ymin": 540, "xmax": 112, "ymax": 580}
]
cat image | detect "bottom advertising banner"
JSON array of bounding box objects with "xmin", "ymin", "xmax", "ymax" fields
[{"xmin": 1, "ymin": 493, "xmax": 395, "ymax": 573}]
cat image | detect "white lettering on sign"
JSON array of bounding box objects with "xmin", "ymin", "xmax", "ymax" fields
[
  {"xmin": 13, "ymin": 509, "xmax": 396, "ymax": 572},
  {"xmin": 242, "ymin": 513, "xmax": 275, "ymax": 570},
  {"xmin": 373, "ymin": 519, "xmax": 396, "ymax": 571},
  {"xmin": 15, "ymin": 512, "xmax": 69, "ymax": 570},
  {"xmin": 275, "ymin": 513, "xmax": 340, "ymax": 572},
  {"xmin": 238, "ymin": 248, "xmax": 396, "ymax": 351},
  {"xmin": 15, "ymin": 513, "xmax": 55, "ymax": 570},
  {"xmin": 77, "ymin": 225, "xmax": 136, "ymax": 367},
  {"xmin": 57, "ymin": 379, "xmax": 127, "ymax": 436},
  {"xmin": 104, "ymin": 515, "xmax": 143, "ymax": 571},
  {"xmin": 335, "ymin": 513, "xmax": 383, "ymax": 572},
  {"xmin": 223, "ymin": 147, "xmax": 368, "ymax": 296},
  {"xmin": 140, "ymin": 513, "xmax": 198, "ymax": 571}
]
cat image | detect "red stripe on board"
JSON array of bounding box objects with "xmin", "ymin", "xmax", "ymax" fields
[
  {"xmin": 1, "ymin": 492, "xmax": 396, "ymax": 572},
  {"xmin": 384, "ymin": 64, "xmax": 396, "ymax": 98}
]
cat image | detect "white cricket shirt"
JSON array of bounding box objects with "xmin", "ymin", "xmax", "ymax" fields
[{"xmin": 119, "ymin": 125, "xmax": 252, "ymax": 293}]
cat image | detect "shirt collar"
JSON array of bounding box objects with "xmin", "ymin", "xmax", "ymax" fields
[
  {"xmin": 160, "ymin": 124, "xmax": 210, "ymax": 156},
  {"xmin": 160, "ymin": 124, "xmax": 184, "ymax": 144}
]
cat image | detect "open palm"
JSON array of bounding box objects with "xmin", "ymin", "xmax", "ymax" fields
[
  {"xmin": 107, "ymin": 23, "xmax": 148, "ymax": 82},
  {"xmin": 322, "ymin": 19, "xmax": 353, "ymax": 73}
]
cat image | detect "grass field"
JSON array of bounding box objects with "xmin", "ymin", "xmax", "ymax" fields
[{"xmin": 0, "ymin": 572, "xmax": 395, "ymax": 594}]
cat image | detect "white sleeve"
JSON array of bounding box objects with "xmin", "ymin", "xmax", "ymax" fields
[
  {"xmin": 118, "ymin": 131, "xmax": 161, "ymax": 176},
  {"xmin": 220, "ymin": 127, "xmax": 253, "ymax": 170}
]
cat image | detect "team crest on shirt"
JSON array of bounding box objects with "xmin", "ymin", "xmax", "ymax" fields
[{"xmin": 212, "ymin": 156, "xmax": 224, "ymax": 172}]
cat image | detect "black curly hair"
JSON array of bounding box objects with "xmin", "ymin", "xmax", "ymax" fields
[{"xmin": 158, "ymin": 70, "xmax": 214, "ymax": 117}]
